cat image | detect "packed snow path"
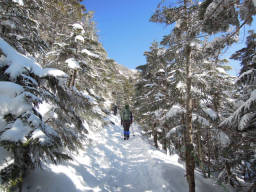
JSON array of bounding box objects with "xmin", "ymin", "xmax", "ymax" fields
[{"xmin": 23, "ymin": 114, "xmax": 229, "ymax": 192}]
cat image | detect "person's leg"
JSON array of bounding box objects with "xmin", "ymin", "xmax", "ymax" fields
[
  {"xmin": 123, "ymin": 128, "xmax": 128, "ymax": 140},
  {"xmin": 123, "ymin": 121, "xmax": 129, "ymax": 140},
  {"xmin": 123, "ymin": 129, "xmax": 126, "ymax": 140}
]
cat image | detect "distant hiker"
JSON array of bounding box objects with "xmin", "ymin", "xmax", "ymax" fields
[
  {"xmin": 113, "ymin": 104, "xmax": 118, "ymax": 116},
  {"xmin": 121, "ymin": 104, "xmax": 133, "ymax": 140}
]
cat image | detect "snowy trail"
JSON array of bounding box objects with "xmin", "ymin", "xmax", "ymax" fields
[{"xmin": 23, "ymin": 114, "xmax": 229, "ymax": 192}]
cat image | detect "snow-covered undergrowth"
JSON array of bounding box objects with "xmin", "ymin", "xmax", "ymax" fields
[{"xmin": 22, "ymin": 114, "xmax": 231, "ymax": 192}]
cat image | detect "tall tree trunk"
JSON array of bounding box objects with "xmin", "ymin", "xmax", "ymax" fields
[
  {"xmin": 68, "ymin": 75, "xmax": 72, "ymax": 88},
  {"xmin": 184, "ymin": 44, "xmax": 195, "ymax": 192},
  {"xmin": 163, "ymin": 127, "xmax": 167, "ymax": 152},
  {"xmin": 183, "ymin": 0, "xmax": 195, "ymax": 190},
  {"xmin": 153, "ymin": 122, "xmax": 158, "ymax": 148},
  {"xmin": 70, "ymin": 69, "xmax": 77, "ymax": 88}
]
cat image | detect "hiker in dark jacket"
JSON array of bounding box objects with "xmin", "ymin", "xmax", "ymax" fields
[{"xmin": 121, "ymin": 104, "xmax": 133, "ymax": 140}]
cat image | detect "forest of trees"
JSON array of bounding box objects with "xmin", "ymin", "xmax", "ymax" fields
[
  {"xmin": 0, "ymin": 0, "xmax": 133, "ymax": 191},
  {"xmin": 134, "ymin": 0, "xmax": 256, "ymax": 192},
  {"xmin": 0, "ymin": 0, "xmax": 256, "ymax": 192}
]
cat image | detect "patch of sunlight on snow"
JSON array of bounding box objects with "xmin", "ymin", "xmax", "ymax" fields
[
  {"xmin": 84, "ymin": 186, "xmax": 101, "ymax": 192},
  {"xmin": 74, "ymin": 152, "xmax": 92, "ymax": 166},
  {"xmin": 49, "ymin": 164, "xmax": 86, "ymax": 191},
  {"xmin": 150, "ymin": 150, "xmax": 184, "ymax": 169}
]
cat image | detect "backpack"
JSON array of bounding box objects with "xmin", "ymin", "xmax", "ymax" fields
[{"xmin": 122, "ymin": 109, "xmax": 131, "ymax": 121}]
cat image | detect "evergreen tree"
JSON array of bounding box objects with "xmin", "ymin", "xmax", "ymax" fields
[
  {"xmin": 0, "ymin": 0, "xmax": 47, "ymax": 55},
  {"xmin": 149, "ymin": 0, "xmax": 256, "ymax": 190},
  {"xmin": 0, "ymin": 1, "xmax": 88, "ymax": 190},
  {"xmin": 199, "ymin": 0, "xmax": 256, "ymax": 189},
  {"xmin": 135, "ymin": 42, "xmax": 168, "ymax": 147},
  {"xmin": 151, "ymin": 2, "xmax": 204, "ymax": 190},
  {"xmin": 0, "ymin": 37, "xmax": 74, "ymax": 191},
  {"xmin": 220, "ymin": 31, "xmax": 256, "ymax": 188}
]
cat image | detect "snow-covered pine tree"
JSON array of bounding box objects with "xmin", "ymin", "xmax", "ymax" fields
[
  {"xmin": 135, "ymin": 41, "xmax": 170, "ymax": 148},
  {"xmin": 0, "ymin": 1, "xmax": 88, "ymax": 190},
  {"xmin": 149, "ymin": 0, "xmax": 256, "ymax": 190},
  {"xmin": 0, "ymin": 0, "xmax": 47, "ymax": 56},
  {"xmin": 199, "ymin": 0, "xmax": 256, "ymax": 189},
  {"xmin": 33, "ymin": 0, "xmax": 97, "ymax": 137},
  {"xmin": 220, "ymin": 31, "xmax": 256, "ymax": 189},
  {"xmin": 150, "ymin": 2, "xmax": 204, "ymax": 190},
  {"xmin": 37, "ymin": 0, "xmax": 84, "ymax": 49},
  {"xmin": 0, "ymin": 38, "xmax": 74, "ymax": 191},
  {"xmin": 37, "ymin": 0, "xmax": 132, "ymax": 126},
  {"xmin": 190, "ymin": 55, "xmax": 235, "ymax": 179},
  {"xmin": 155, "ymin": 34, "xmax": 235, "ymax": 179}
]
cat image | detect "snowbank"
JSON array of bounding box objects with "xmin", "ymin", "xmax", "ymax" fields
[{"xmin": 22, "ymin": 115, "xmax": 229, "ymax": 192}]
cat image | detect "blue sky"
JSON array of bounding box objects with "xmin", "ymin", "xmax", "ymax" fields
[
  {"xmin": 83, "ymin": 1, "xmax": 255, "ymax": 76},
  {"xmin": 83, "ymin": 0, "xmax": 170, "ymax": 69}
]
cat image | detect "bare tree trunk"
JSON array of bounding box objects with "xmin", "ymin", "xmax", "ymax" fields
[
  {"xmin": 182, "ymin": 0, "xmax": 195, "ymax": 190},
  {"xmin": 184, "ymin": 44, "xmax": 195, "ymax": 192},
  {"xmin": 163, "ymin": 127, "xmax": 167, "ymax": 152},
  {"xmin": 153, "ymin": 122, "xmax": 158, "ymax": 149},
  {"xmin": 68, "ymin": 75, "xmax": 72, "ymax": 88},
  {"xmin": 69, "ymin": 69, "xmax": 77, "ymax": 88}
]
